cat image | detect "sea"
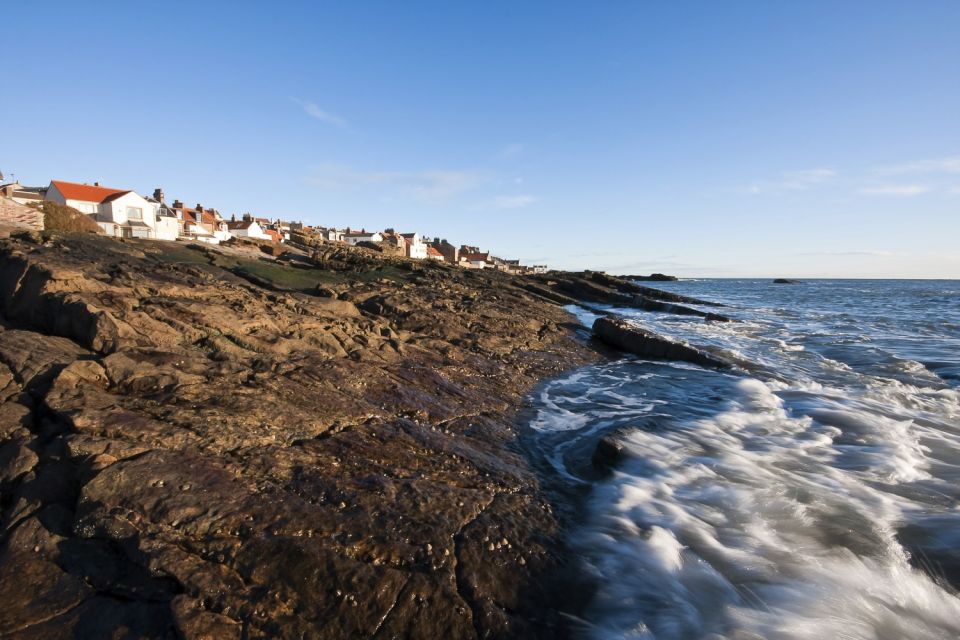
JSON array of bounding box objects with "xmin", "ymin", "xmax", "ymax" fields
[{"xmin": 528, "ymin": 279, "xmax": 960, "ymax": 639}]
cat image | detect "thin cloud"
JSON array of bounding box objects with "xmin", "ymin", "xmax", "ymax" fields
[
  {"xmin": 501, "ymin": 143, "xmax": 525, "ymax": 159},
  {"xmin": 745, "ymin": 167, "xmax": 837, "ymax": 194},
  {"xmin": 876, "ymin": 156, "xmax": 960, "ymax": 175},
  {"xmin": 291, "ymin": 98, "xmax": 347, "ymax": 128},
  {"xmin": 800, "ymin": 250, "xmax": 906, "ymax": 257},
  {"xmin": 307, "ymin": 164, "xmax": 486, "ymax": 202},
  {"xmin": 491, "ymin": 194, "xmax": 538, "ymax": 209},
  {"xmin": 858, "ymin": 185, "xmax": 929, "ymax": 197}
]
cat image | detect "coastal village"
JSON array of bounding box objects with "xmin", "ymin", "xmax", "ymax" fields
[{"xmin": 0, "ymin": 176, "xmax": 549, "ymax": 275}]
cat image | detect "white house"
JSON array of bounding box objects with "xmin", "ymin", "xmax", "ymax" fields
[
  {"xmin": 400, "ymin": 232, "xmax": 428, "ymax": 259},
  {"xmin": 98, "ymin": 191, "xmax": 161, "ymax": 239},
  {"xmin": 226, "ymin": 219, "xmax": 271, "ymax": 240},
  {"xmin": 344, "ymin": 230, "xmax": 383, "ymax": 245},
  {"xmin": 46, "ymin": 180, "xmax": 163, "ymax": 239}
]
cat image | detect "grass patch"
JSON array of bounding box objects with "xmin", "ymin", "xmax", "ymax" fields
[{"xmin": 34, "ymin": 201, "xmax": 100, "ymax": 233}]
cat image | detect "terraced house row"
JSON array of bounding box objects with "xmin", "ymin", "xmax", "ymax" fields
[{"xmin": 0, "ymin": 177, "xmax": 548, "ymax": 273}]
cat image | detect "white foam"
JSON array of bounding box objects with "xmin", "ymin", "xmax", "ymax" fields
[{"xmin": 564, "ymin": 377, "xmax": 960, "ymax": 639}]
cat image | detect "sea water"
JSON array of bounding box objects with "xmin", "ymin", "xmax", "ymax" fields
[{"xmin": 530, "ymin": 280, "xmax": 960, "ymax": 639}]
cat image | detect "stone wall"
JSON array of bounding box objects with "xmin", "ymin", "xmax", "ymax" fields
[{"xmin": 0, "ymin": 196, "xmax": 44, "ymax": 231}]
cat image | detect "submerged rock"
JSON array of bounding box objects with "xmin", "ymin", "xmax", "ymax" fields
[
  {"xmin": 592, "ymin": 435, "xmax": 627, "ymax": 474},
  {"xmin": 592, "ymin": 315, "xmax": 731, "ymax": 369}
]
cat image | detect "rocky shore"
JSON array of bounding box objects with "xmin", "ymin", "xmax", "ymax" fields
[
  {"xmin": 0, "ymin": 231, "xmax": 729, "ymax": 638},
  {"xmin": 0, "ymin": 232, "xmax": 606, "ymax": 639}
]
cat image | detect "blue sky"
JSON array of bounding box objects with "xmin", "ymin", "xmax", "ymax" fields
[{"xmin": 2, "ymin": 1, "xmax": 959, "ymax": 277}]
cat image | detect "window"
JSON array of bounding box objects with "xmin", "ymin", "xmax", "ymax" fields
[
  {"xmin": 126, "ymin": 206, "xmax": 143, "ymax": 220},
  {"xmin": 79, "ymin": 202, "xmax": 97, "ymax": 214}
]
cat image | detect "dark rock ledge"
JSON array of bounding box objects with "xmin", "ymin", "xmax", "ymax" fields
[{"xmin": 592, "ymin": 316, "xmax": 732, "ymax": 369}]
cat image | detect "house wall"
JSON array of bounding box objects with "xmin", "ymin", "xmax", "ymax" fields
[
  {"xmin": 97, "ymin": 221, "xmax": 120, "ymax": 237},
  {"xmin": 403, "ymin": 233, "xmax": 428, "ymax": 259},
  {"xmin": 155, "ymin": 216, "xmax": 180, "ymax": 241},
  {"xmin": 407, "ymin": 242, "xmax": 427, "ymax": 259},
  {"xmin": 346, "ymin": 233, "xmax": 382, "ymax": 245},
  {"xmin": 431, "ymin": 240, "xmax": 458, "ymax": 264}
]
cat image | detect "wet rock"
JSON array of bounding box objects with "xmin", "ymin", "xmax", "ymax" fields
[
  {"xmin": 592, "ymin": 315, "xmax": 731, "ymax": 369},
  {"xmin": 592, "ymin": 435, "xmax": 627, "ymax": 474},
  {"xmin": 773, "ymin": 278, "xmax": 802, "ymax": 284},
  {"xmin": 630, "ymin": 295, "xmax": 733, "ymax": 322}
]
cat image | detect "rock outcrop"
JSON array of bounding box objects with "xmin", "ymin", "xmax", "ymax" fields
[
  {"xmin": 525, "ymin": 271, "xmax": 727, "ymax": 321},
  {"xmin": 624, "ymin": 273, "xmax": 677, "ymax": 282},
  {"xmin": 0, "ymin": 233, "xmax": 597, "ymax": 639},
  {"xmin": 592, "ymin": 315, "xmax": 731, "ymax": 369}
]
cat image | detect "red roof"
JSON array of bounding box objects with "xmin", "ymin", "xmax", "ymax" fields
[
  {"xmin": 264, "ymin": 229, "xmax": 282, "ymax": 243},
  {"xmin": 50, "ymin": 180, "xmax": 128, "ymax": 203},
  {"xmin": 427, "ymin": 246, "xmax": 444, "ymax": 257},
  {"xmin": 226, "ymin": 220, "xmax": 254, "ymax": 230}
]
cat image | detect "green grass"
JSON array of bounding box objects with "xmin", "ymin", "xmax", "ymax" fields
[{"xmin": 151, "ymin": 241, "xmax": 415, "ymax": 292}]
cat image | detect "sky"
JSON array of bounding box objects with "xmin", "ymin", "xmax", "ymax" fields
[{"xmin": 2, "ymin": 1, "xmax": 959, "ymax": 278}]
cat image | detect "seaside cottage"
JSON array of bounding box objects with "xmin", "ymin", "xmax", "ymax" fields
[
  {"xmin": 401, "ymin": 232, "xmax": 428, "ymax": 259},
  {"xmin": 426, "ymin": 246, "xmax": 446, "ymax": 261},
  {"xmin": 344, "ymin": 230, "xmax": 383, "ymax": 245},
  {"xmin": 459, "ymin": 251, "xmax": 491, "ymax": 269},
  {"xmin": 45, "ymin": 180, "xmax": 163, "ymax": 239},
  {"xmin": 226, "ymin": 218, "xmax": 271, "ymax": 241}
]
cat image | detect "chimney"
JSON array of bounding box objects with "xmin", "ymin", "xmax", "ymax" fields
[
  {"xmin": 196, "ymin": 203, "xmax": 203, "ymax": 213},
  {"xmin": 94, "ymin": 181, "xmax": 100, "ymax": 187},
  {"xmin": 153, "ymin": 188, "xmax": 164, "ymax": 203},
  {"xmin": 172, "ymin": 199, "xmax": 183, "ymax": 209}
]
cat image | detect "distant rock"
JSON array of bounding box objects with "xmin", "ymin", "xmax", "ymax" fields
[
  {"xmin": 592, "ymin": 315, "xmax": 731, "ymax": 369},
  {"xmin": 773, "ymin": 278, "xmax": 802, "ymax": 284},
  {"xmin": 627, "ymin": 273, "xmax": 678, "ymax": 282}
]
